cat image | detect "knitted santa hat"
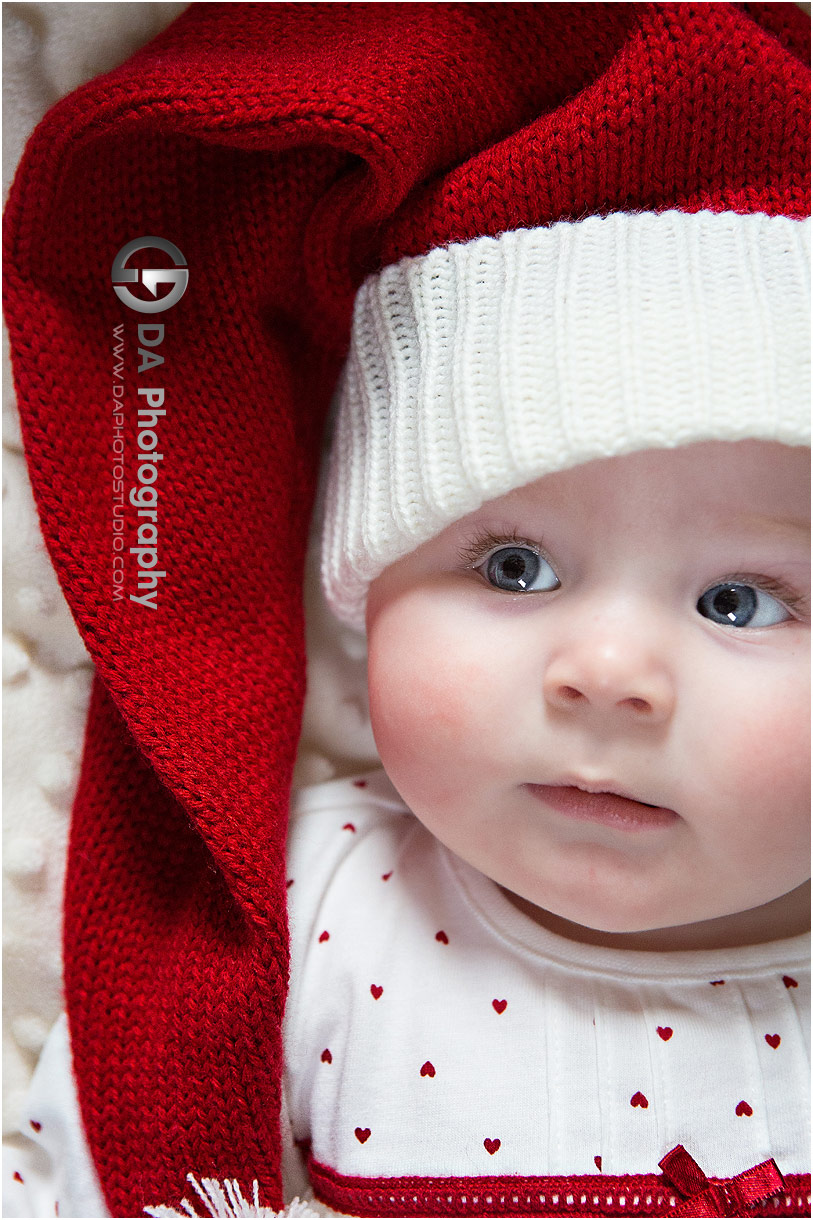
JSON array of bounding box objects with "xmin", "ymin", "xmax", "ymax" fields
[
  {"xmin": 3, "ymin": 4, "xmax": 809, "ymax": 1217},
  {"xmin": 320, "ymin": 11, "xmax": 811, "ymax": 629}
]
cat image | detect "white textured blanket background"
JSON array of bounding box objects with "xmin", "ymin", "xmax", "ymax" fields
[{"xmin": 2, "ymin": 0, "xmax": 379, "ymax": 1146}]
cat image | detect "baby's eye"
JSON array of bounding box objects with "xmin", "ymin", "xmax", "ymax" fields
[
  {"xmin": 478, "ymin": 546, "xmax": 560, "ymax": 594},
  {"xmin": 696, "ymin": 583, "xmax": 791, "ymax": 628}
]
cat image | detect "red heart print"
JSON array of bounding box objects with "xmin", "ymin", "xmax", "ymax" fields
[
  {"xmin": 321, "ymin": 1049, "xmax": 332, "ymax": 1064},
  {"xmin": 355, "ymin": 1127, "xmax": 371, "ymax": 1143},
  {"xmin": 370, "ymin": 984, "xmax": 383, "ymax": 1000},
  {"xmin": 656, "ymin": 1026, "xmax": 673, "ymax": 1041},
  {"xmin": 29, "ymin": 1120, "xmax": 42, "ymax": 1133},
  {"xmin": 353, "ymin": 780, "xmax": 367, "ymax": 788},
  {"xmin": 492, "ymin": 999, "xmax": 507, "ymax": 1014},
  {"xmin": 765, "ymin": 1034, "xmax": 781, "ymax": 1049},
  {"xmin": 783, "ymin": 975, "xmax": 798, "ymax": 989},
  {"xmin": 420, "ymin": 1061, "xmax": 436, "ymax": 1078},
  {"xmin": 594, "ymin": 1156, "xmax": 602, "ymax": 1172},
  {"xmin": 710, "ymin": 980, "xmax": 725, "ymax": 986},
  {"xmin": 13, "ymin": 1171, "xmax": 24, "ymax": 1184},
  {"xmin": 735, "ymin": 1100, "xmax": 753, "ymax": 1117},
  {"xmin": 342, "ymin": 822, "xmax": 356, "ymax": 832},
  {"xmin": 630, "ymin": 1091, "xmax": 649, "ymax": 1109},
  {"xmin": 381, "ymin": 871, "xmax": 392, "ymax": 881},
  {"xmin": 318, "ymin": 930, "xmax": 330, "ymax": 943},
  {"xmin": 484, "ymin": 1138, "xmax": 501, "ymax": 1155},
  {"xmin": 435, "ymin": 930, "xmax": 449, "ymax": 944}
]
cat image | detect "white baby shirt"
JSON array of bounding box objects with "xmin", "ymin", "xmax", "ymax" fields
[
  {"xmin": 283, "ymin": 771, "xmax": 810, "ymax": 1213},
  {"xmin": 4, "ymin": 770, "xmax": 809, "ymax": 1218}
]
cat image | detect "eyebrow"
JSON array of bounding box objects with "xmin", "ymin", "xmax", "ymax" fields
[{"xmin": 736, "ymin": 514, "xmax": 811, "ymax": 540}]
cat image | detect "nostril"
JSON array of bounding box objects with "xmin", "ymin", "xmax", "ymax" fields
[
  {"xmin": 623, "ymin": 697, "xmax": 652, "ymax": 713},
  {"xmin": 560, "ymin": 685, "xmax": 584, "ymax": 702}
]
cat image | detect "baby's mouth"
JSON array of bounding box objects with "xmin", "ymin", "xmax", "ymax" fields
[{"xmin": 525, "ymin": 783, "xmax": 679, "ymax": 830}]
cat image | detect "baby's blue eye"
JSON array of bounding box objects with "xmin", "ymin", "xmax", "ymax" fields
[
  {"xmin": 696, "ymin": 583, "xmax": 790, "ymax": 628},
  {"xmin": 481, "ymin": 546, "xmax": 560, "ymax": 593}
]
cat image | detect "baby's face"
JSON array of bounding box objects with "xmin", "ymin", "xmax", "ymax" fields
[{"xmin": 366, "ymin": 441, "xmax": 810, "ymax": 947}]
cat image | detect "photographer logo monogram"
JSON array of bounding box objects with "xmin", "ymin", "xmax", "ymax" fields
[{"xmin": 110, "ymin": 237, "xmax": 188, "ymax": 608}]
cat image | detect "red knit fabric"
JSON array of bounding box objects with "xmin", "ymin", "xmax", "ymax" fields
[
  {"xmin": 307, "ymin": 1159, "xmax": 812, "ymax": 1217},
  {"xmin": 2, "ymin": 4, "xmax": 809, "ymax": 1216}
]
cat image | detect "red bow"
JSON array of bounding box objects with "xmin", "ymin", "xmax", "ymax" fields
[{"xmin": 659, "ymin": 1144, "xmax": 786, "ymax": 1216}]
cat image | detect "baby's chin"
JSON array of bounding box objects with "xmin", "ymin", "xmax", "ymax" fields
[{"xmin": 499, "ymin": 880, "xmax": 812, "ymax": 952}]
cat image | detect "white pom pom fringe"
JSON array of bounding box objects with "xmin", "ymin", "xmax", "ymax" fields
[{"xmin": 144, "ymin": 1174, "xmax": 324, "ymax": 1218}]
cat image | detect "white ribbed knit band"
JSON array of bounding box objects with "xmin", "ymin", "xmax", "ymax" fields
[{"xmin": 322, "ymin": 210, "xmax": 811, "ymax": 629}]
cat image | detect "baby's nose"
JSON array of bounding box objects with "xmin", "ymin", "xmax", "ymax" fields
[{"xmin": 543, "ymin": 636, "xmax": 676, "ymax": 724}]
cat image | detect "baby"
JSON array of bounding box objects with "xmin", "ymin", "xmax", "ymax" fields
[
  {"xmin": 280, "ymin": 21, "xmax": 810, "ymax": 1201},
  {"xmin": 3, "ymin": 5, "xmax": 809, "ymax": 1219},
  {"xmin": 363, "ymin": 440, "xmax": 810, "ymax": 952},
  {"xmin": 283, "ymin": 438, "xmax": 810, "ymax": 1213}
]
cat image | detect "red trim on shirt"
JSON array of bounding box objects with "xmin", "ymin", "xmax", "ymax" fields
[{"xmin": 308, "ymin": 1158, "xmax": 811, "ymax": 1217}]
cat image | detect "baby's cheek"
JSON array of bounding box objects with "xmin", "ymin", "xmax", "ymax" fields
[
  {"xmin": 708, "ymin": 680, "xmax": 810, "ymax": 872},
  {"xmin": 728, "ymin": 690, "xmax": 809, "ymax": 800},
  {"xmin": 371, "ymin": 649, "xmax": 487, "ymax": 759},
  {"xmin": 367, "ymin": 601, "xmax": 494, "ymax": 802}
]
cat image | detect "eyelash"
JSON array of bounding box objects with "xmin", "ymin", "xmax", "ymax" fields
[
  {"xmin": 458, "ymin": 532, "xmax": 809, "ymax": 619},
  {"xmin": 459, "ymin": 528, "xmax": 550, "ymax": 569},
  {"xmin": 714, "ymin": 573, "xmax": 809, "ymax": 619}
]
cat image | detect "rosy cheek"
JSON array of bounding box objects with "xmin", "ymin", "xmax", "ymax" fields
[
  {"xmin": 369, "ymin": 647, "xmax": 477, "ymax": 756},
  {"xmin": 706, "ymin": 678, "xmax": 811, "ymax": 869},
  {"xmin": 370, "ymin": 669, "xmax": 465, "ymax": 756},
  {"xmin": 367, "ymin": 597, "xmax": 492, "ymax": 803},
  {"xmin": 730, "ymin": 692, "xmax": 809, "ymax": 798}
]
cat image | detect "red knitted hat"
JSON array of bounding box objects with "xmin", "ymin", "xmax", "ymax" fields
[{"xmin": 3, "ymin": 4, "xmax": 809, "ymax": 1217}]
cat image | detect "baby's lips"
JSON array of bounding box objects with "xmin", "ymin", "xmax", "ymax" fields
[
  {"xmin": 541, "ymin": 775, "xmax": 672, "ymax": 812},
  {"xmin": 526, "ymin": 782, "xmax": 679, "ymax": 830}
]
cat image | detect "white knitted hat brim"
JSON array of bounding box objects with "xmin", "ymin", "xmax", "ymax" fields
[{"xmin": 322, "ymin": 210, "xmax": 811, "ymax": 630}]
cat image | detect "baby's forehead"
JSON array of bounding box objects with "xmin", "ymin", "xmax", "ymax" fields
[{"xmin": 461, "ymin": 440, "xmax": 810, "ymax": 539}]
